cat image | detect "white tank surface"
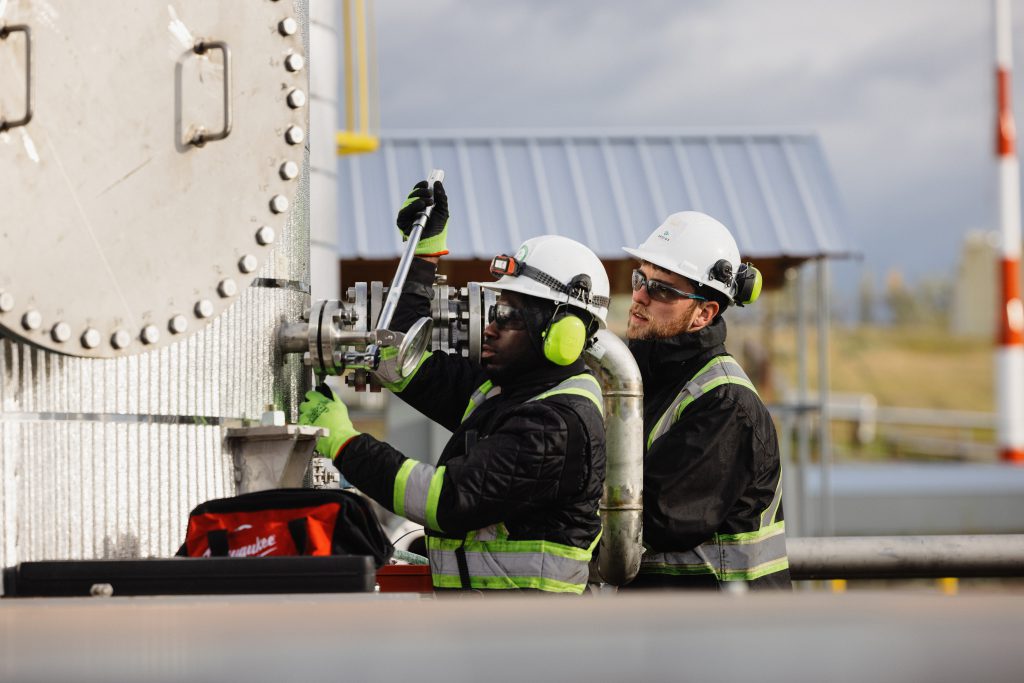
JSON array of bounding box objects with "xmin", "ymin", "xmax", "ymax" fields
[
  {"xmin": 0, "ymin": 1, "xmax": 313, "ymax": 571},
  {"xmin": 0, "ymin": 2, "xmax": 307, "ymax": 357}
]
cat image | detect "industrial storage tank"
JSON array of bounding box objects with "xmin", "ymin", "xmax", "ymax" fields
[{"xmin": 0, "ymin": 1, "xmax": 317, "ymax": 572}]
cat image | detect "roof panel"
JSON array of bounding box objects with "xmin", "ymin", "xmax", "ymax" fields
[{"xmin": 338, "ymin": 130, "xmax": 856, "ymax": 261}]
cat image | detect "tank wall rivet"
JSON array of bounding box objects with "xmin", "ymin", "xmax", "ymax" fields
[
  {"xmin": 169, "ymin": 315, "xmax": 188, "ymax": 334},
  {"xmin": 195, "ymin": 300, "xmax": 214, "ymax": 318},
  {"xmin": 279, "ymin": 17, "xmax": 298, "ymax": 36},
  {"xmin": 218, "ymin": 279, "xmax": 238, "ymax": 298},
  {"xmin": 280, "ymin": 161, "xmax": 299, "ymax": 180},
  {"xmin": 51, "ymin": 322, "xmax": 71, "ymax": 343},
  {"xmin": 256, "ymin": 226, "xmax": 276, "ymax": 245},
  {"xmin": 239, "ymin": 254, "xmax": 259, "ymax": 273},
  {"xmin": 22, "ymin": 310, "xmax": 41, "ymax": 331},
  {"xmin": 270, "ymin": 195, "xmax": 289, "ymax": 214},
  {"xmin": 81, "ymin": 328, "xmax": 101, "ymax": 349},
  {"xmin": 111, "ymin": 329, "xmax": 131, "ymax": 349},
  {"xmin": 286, "ymin": 89, "xmax": 306, "ymax": 109}
]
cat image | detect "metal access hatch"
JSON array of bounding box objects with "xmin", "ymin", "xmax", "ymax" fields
[{"xmin": 0, "ymin": 1, "xmax": 308, "ymax": 358}]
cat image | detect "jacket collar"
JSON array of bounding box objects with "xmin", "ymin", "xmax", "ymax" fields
[
  {"xmin": 492, "ymin": 357, "xmax": 589, "ymax": 401},
  {"xmin": 628, "ymin": 316, "xmax": 728, "ymax": 392}
]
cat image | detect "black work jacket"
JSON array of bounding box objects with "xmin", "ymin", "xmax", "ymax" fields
[
  {"xmin": 627, "ymin": 316, "xmax": 791, "ymax": 590},
  {"xmin": 340, "ymin": 260, "xmax": 606, "ymax": 582}
]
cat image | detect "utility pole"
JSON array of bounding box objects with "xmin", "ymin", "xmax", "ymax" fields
[{"xmin": 994, "ymin": 0, "xmax": 1024, "ymax": 462}]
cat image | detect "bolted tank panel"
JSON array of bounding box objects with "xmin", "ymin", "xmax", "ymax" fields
[{"xmin": 0, "ymin": 0, "xmax": 312, "ymax": 570}]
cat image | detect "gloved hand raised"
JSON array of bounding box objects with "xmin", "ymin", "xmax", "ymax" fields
[
  {"xmin": 298, "ymin": 387, "xmax": 362, "ymax": 459},
  {"xmin": 396, "ymin": 179, "xmax": 449, "ymax": 257}
]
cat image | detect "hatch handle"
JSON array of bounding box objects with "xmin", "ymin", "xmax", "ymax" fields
[
  {"xmin": 190, "ymin": 40, "xmax": 232, "ymax": 146},
  {"xmin": 0, "ymin": 24, "xmax": 33, "ymax": 132}
]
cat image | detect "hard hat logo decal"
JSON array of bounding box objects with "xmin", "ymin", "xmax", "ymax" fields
[{"xmin": 657, "ymin": 230, "xmax": 672, "ymax": 242}]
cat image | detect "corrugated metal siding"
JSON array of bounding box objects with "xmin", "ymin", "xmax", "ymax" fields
[
  {"xmin": 339, "ymin": 130, "xmax": 854, "ymax": 261},
  {"xmin": 0, "ymin": 241, "xmax": 310, "ymax": 568},
  {"xmin": 0, "ymin": 66, "xmax": 312, "ymax": 577}
]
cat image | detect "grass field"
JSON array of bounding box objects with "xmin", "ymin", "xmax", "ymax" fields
[
  {"xmin": 763, "ymin": 324, "xmax": 994, "ymax": 412},
  {"xmin": 727, "ymin": 312, "xmax": 998, "ymax": 460},
  {"xmin": 611, "ymin": 292, "xmax": 995, "ymax": 412}
]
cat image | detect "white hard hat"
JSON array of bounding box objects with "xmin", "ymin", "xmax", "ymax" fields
[
  {"xmin": 483, "ymin": 235, "xmax": 610, "ymax": 327},
  {"xmin": 623, "ymin": 211, "xmax": 742, "ymax": 301}
]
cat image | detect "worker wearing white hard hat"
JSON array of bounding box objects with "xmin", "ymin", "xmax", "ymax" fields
[
  {"xmin": 301, "ymin": 178, "xmax": 609, "ymax": 595},
  {"xmin": 620, "ymin": 211, "xmax": 790, "ymax": 591}
]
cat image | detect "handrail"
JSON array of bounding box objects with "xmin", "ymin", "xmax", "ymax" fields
[{"xmin": 788, "ymin": 534, "xmax": 1024, "ymax": 580}]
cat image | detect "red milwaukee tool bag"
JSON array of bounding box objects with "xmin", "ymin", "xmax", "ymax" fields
[{"xmin": 176, "ymin": 488, "xmax": 393, "ymax": 568}]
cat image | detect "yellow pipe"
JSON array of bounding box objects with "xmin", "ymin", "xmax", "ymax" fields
[
  {"xmin": 355, "ymin": 0, "xmax": 370, "ymax": 134},
  {"xmin": 342, "ymin": 0, "xmax": 354, "ymax": 132},
  {"xmin": 336, "ymin": 131, "xmax": 379, "ymax": 155}
]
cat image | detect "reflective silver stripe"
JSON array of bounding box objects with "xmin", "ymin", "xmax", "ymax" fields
[
  {"xmin": 428, "ymin": 548, "xmax": 590, "ymax": 586},
  {"xmin": 529, "ymin": 373, "xmax": 604, "ymax": 416},
  {"xmin": 760, "ymin": 472, "xmax": 784, "ymax": 528},
  {"xmin": 462, "ymin": 381, "xmax": 501, "ymax": 423},
  {"xmin": 400, "ymin": 461, "xmax": 438, "ymax": 527},
  {"xmin": 462, "ymin": 372, "xmax": 602, "ymax": 424},
  {"xmin": 373, "ymin": 346, "xmax": 434, "ymax": 392},
  {"xmin": 640, "ymin": 522, "xmax": 789, "ymax": 580},
  {"xmin": 647, "ymin": 356, "xmax": 755, "ymax": 448},
  {"xmin": 471, "ymin": 523, "xmax": 505, "ymax": 542}
]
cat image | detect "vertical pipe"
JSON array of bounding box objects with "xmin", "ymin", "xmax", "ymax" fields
[
  {"xmin": 367, "ymin": 0, "xmax": 380, "ymax": 133},
  {"xmin": 342, "ymin": 0, "xmax": 354, "ymax": 132},
  {"xmin": 817, "ymin": 258, "xmax": 834, "ymax": 535},
  {"xmin": 994, "ymin": 0, "xmax": 1024, "ymax": 463},
  {"xmin": 355, "ymin": 0, "xmax": 370, "ymax": 135},
  {"xmin": 795, "ymin": 264, "xmax": 812, "ymax": 535},
  {"xmin": 584, "ymin": 330, "xmax": 644, "ymax": 586}
]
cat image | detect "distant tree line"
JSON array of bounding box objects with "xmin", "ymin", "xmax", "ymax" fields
[{"xmin": 859, "ymin": 270, "xmax": 952, "ymax": 326}]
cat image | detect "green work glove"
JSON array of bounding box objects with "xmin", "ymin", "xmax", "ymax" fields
[
  {"xmin": 396, "ymin": 179, "xmax": 449, "ymax": 256},
  {"xmin": 298, "ymin": 387, "xmax": 362, "ymax": 459}
]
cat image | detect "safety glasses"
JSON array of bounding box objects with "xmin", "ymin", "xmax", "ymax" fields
[
  {"xmin": 487, "ymin": 303, "xmax": 528, "ymax": 331},
  {"xmin": 631, "ymin": 269, "xmax": 707, "ymax": 304}
]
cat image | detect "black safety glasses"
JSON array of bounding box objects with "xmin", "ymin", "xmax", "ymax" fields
[
  {"xmin": 631, "ymin": 269, "xmax": 707, "ymax": 304},
  {"xmin": 487, "ymin": 303, "xmax": 528, "ymax": 331}
]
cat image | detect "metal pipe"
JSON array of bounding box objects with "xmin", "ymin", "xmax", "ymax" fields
[
  {"xmin": 584, "ymin": 329, "xmax": 644, "ymax": 586},
  {"xmin": 795, "ymin": 264, "xmax": 811, "ymax": 536},
  {"xmin": 816, "ymin": 258, "xmax": 834, "ymax": 535},
  {"xmin": 788, "ymin": 534, "xmax": 1024, "ymax": 580},
  {"xmin": 278, "ymin": 321, "xmax": 309, "ymax": 354}
]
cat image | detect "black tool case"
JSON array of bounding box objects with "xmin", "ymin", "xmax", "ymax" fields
[{"xmin": 2, "ymin": 555, "xmax": 376, "ymax": 597}]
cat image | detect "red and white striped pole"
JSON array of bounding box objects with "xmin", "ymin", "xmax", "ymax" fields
[{"xmin": 995, "ymin": 0, "xmax": 1024, "ymax": 463}]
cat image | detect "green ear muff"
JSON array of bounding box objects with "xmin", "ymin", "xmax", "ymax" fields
[
  {"xmin": 542, "ymin": 314, "xmax": 587, "ymax": 366},
  {"xmin": 734, "ymin": 263, "xmax": 762, "ymax": 306}
]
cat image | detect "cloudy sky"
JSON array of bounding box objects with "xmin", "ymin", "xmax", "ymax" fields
[{"xmin": 371, "ymin": 0, "xmax": 1024, "ymax": 299}]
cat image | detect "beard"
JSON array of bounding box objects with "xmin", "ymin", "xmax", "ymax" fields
[{"xmin": 626, "ymin": 303, "xmax": 692, "ymax": 340}]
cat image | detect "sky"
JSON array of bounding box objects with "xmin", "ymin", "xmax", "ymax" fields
[{"xmin": 371, "ymin": 0, "xmax": 1024, "ymax": 302}]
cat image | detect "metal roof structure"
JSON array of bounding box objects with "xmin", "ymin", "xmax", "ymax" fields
[{"xmin": 337, "ymin": 128, "xmax": 856, "ymax": 262}]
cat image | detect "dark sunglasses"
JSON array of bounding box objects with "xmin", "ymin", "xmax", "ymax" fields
[
  {"xmin": 487, "ymin": 303, "xmax": 528, "ymax": 331},
  {"xmin": 631, "ymin": 269, "xmax": 707, "ymax": 304}
]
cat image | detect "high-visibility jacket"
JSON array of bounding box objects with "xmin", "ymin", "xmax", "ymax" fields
[
  {"xmin": 340, "ymin": 259, "xmax": 607, "ymax": 594},
  {"xmin": 625, "ymin": 316, "xmax": 791, "ymax": 590}
]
